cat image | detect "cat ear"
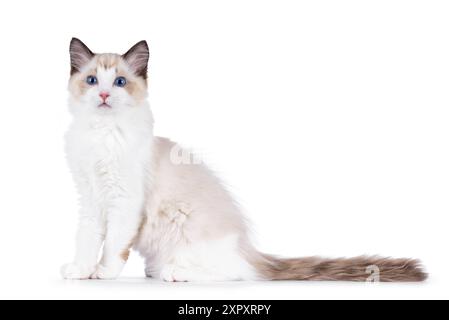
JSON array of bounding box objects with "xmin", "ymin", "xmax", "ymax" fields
[
  {"xmin": 122, "ymin": 40, "xmax": 149, "ymax": 79},
  {"xmin": 70, "ymin": 38, "xmax": 94, "ymax": 75}
]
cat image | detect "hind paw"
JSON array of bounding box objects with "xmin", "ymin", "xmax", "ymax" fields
[{"xmin": 160, "ymin": 264, "xmax": 188, "ymax": 282}]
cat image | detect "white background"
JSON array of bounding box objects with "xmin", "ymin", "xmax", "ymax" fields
[{"xmin": 0, "ymin": 0, "xmax": 447, "ymax": 299}]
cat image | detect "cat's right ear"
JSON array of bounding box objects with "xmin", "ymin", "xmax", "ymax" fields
[{"xmin": 69, "ymin": 38, "xmax": 94, "ymax": 75}]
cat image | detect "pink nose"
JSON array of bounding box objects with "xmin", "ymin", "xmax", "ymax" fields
[{"xmin": 99, "ymin": 92, "xmax": 110, "ymax": 101}]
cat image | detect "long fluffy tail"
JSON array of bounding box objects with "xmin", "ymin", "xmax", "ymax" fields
[{"xmin": 253, "ymin": 254, "xmax": 427, "ymax": 282}]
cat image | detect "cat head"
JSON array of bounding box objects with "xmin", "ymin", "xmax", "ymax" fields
[{"xmin": 68, "ymin": 38, "xmax": 149, "ymax": 113}]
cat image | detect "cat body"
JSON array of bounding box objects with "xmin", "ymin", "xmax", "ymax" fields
[{"xmin": 61, "ymin": 38, "xmax": 426, "ymax": 282}]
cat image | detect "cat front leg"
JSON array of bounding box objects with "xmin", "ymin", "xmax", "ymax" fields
[
  {"xmin": 61, "ymin": 167, "xmax": 105, "ymax": 280},
  {"xmin": 91, "ymin": 199, "xmax": 143, "ymax": 279},
  {"xmin": 61, "ymin": 215, "xmax": 105, "ymax": 279}
]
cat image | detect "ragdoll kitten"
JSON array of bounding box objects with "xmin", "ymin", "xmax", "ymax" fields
[{"xmin": 61, "ymin": 38, "xmax": 427, "ymax": 282}]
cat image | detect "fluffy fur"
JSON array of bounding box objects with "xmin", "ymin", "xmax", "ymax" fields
[{"xmin": 62, "ymin": 38, "xmax": 427, "ymax": 282}]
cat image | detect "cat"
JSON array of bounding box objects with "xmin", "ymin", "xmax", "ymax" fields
[{"xmin": 61, "ymin": 38, "xmax": 427, "ymax": 282}]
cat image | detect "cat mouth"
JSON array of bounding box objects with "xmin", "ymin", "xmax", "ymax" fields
[{"xmin": 98, "ymin": 103, "xmax": 111, "ymax": 108}]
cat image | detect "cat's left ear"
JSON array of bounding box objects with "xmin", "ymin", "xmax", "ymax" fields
[{"xmin": 122, "ymin": 40, "xmax": 149, "ymax": 79}]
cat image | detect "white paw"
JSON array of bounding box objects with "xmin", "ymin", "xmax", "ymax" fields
[
  {"xmin": 160, "ymin": 264, "xmax": 176, "ymax": 282},
  {"xmin": 90, "ymin": 264, "xmax": 121, "ymax": 280},
  {"xmin": 160, "ymin": 264, "xmax": 188, "ymax": 282},
  {"xmin": 61, "ymin": 263, "xmax": 95, "ymax": 280}
]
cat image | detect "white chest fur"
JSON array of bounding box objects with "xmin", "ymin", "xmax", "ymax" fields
[{"xmin": 65, "ymin": 112, "xmax": 153, "ymax": 216}]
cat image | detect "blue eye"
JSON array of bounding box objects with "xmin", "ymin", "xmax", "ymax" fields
[
  {"xmin": 86, "ymin": 75, "xmax": 97, "ymax": 85},
  {"xmin": 114, "ymin": 76, "xmax": 127, "ymax": 87}
]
